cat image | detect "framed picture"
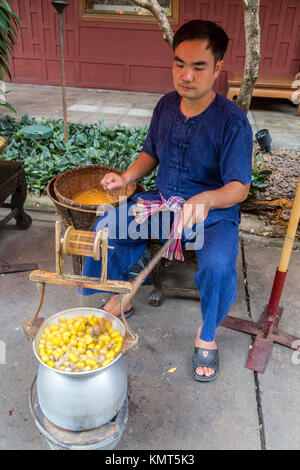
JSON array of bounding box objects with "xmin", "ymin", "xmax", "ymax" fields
[{"xmin": 79, "ymin": 0, "xmax": 179, "ymax": 24}]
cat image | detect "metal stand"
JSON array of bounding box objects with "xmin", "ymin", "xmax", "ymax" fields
[
  {"xmin": 29, "ymin": 375, "xmax": 129, "ymax": 450},
  {"xmin": 221, "ymin": 181, "xmax": 300, "ymax": 373}
]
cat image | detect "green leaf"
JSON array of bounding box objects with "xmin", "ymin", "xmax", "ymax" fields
[
  {"xmin": 0, "ymin": 117, "xmax": 153, "ymax": 194},
  {"xmin": 0, "ymin": 101, "xmax": 16, "ymax": 112},
  {"xmin": 0, "ymin": 1, "xmax": 20, "ymax": 79}
]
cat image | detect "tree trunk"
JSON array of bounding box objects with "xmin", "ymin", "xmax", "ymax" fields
[
  {"xmin": 235, "ymin": 0, "xmax": 261, "ymax": 114},
  {"xmin": 131, "ymin": 0, "xmax": 261, "ymax": 115},
  {"xmin": 130, "ymin": 0, "xmax": 174, "ymax": 47},
  {"xmin": 0, "ymin": 81, "xmax": 6, "ymax": 104}
]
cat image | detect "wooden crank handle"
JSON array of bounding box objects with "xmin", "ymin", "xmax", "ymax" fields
[
  {"xmin": 23, "ymin": 282, "xmax": 46, "ymax": 340},
  {"xmin": 31, "ymin": 282, "xmax": 46, "ymax": 323},
  {"xmin": 119, "ymin": 294, "xmax": 136, "ymax": 341}
]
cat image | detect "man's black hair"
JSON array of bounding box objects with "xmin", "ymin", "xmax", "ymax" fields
[{"xmin": 172, "ymin": 20, "xmax": 229, "ymax": 64}]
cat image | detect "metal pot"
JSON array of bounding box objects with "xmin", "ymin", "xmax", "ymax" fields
[{"xmin": 33, "ymin": 308, "xmax": 128, "ymax": 431}]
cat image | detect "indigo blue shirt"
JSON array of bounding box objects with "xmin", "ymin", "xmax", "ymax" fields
[{"xmin": 141, "ymin": 91, "xmax": 253, "ymax": 226}]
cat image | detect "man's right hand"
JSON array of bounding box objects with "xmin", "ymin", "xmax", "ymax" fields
[
  {"xmin": 100, "ymin": 152, "xmax": 157, "ymax": 192},
  {"xmin": 101, "ymin": 172, "xmax": 128, "ymax": 192}
]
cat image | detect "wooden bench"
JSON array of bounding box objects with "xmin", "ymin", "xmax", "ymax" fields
[
  {"xmin": 226, "ymin": 72, "xmax": 300, "ymax": 116},
  {"xmin": 0, "ymin": 159, "xmax": 32, "ymax": 230},
  {"xmin": 0, "ymin": 143, "xmax": 38, "ymax": 274}
]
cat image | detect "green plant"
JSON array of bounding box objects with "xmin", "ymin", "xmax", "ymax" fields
[
  {"xmin": 0, "ymin": 115, "xmax": 156, "ymax": 195},
  {"xmin": 0, "ymin": 0, "xmax": 21, "ymax": 112},
  {"xmin": 1, "ymin": 114, "xmax": 270, "ymax": 198},
  {"xmin": 249, "ymin": 164, "xmax": 272, "ymax": 195}
]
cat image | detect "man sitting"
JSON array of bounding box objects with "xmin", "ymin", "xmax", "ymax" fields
[{"xmin": 81, "ymin": 20, "xmax": 253, "ymax": 382}]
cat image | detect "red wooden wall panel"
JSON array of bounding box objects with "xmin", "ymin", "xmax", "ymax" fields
[{"xmin": 7, "ymin": 0, "xmax": 300, "ymax": 95}]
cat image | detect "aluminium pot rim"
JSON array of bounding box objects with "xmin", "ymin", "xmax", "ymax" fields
[{"xmin": 33, "ymin": 307, "xmax": 126, "ymax": 377}]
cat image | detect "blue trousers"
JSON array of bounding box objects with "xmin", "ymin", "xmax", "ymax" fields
[{"xmin": 81, "ymin": 200, "xmax": 240, "ymax": 342}]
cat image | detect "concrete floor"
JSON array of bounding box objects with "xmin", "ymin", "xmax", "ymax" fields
[
  {"xmin": 3, "ymin": 82, "xmax": 300, "ymax": 147},
  {"xmin": 0, "ymin": 208, "xmax": 299, "ymax": 450}
]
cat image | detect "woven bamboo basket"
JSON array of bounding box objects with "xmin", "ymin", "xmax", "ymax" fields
[
  {"xmin": 54, "ymin": 165, "xmax": 137, "ymax": 211},
  {"xmin": 47, "ymin": 175, "xmax": 98, "ymax": 231},
  {"xmin": 47, "ymin": 172, "xmax": 143, "ymax": 232},
  {"xmin": 0, "ymin": 136, "xmax": 7, "ymax": 153}
]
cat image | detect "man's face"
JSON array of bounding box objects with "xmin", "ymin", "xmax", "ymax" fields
[{"xmin": 172, "ymin": 39, "xmax": 223, "ymax": 101}]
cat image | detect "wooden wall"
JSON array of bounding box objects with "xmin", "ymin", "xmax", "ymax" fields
[{"xmin": 7, "ymin": 0, "xmax": 300, "ymax": 96}]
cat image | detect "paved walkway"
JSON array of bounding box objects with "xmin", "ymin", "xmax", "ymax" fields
[{"xmin": 3, "ymin": 82, "xmax": 300, "ymax": 146}]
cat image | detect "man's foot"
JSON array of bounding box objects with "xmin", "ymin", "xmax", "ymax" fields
[
  {"xmin": 102, "ymin": 295, "xmax": 133, "ymax": 317},
  {"xmin": 194, "ymin": 324, "xmax": 217, "ymax": 378}
]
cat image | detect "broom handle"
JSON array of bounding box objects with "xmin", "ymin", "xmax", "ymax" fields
[
  {"xmin": 262, "ymin": 180, "xmax": 300, "ymax": 338},
  {"xmin": 278, "ymin": 180, "xmax": 300, "ymax": 273}
]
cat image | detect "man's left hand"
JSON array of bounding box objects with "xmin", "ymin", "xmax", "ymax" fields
[
  {"xmin": 179, "ymin": 192, "xmax": 211, "ymax": 233},
  {"xmin": 177, "ymin": 181, "xmax": 250, "ymax": 236}
]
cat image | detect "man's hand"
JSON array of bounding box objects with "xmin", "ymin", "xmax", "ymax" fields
[
  {"xmin": 177, "ymin": 181, "xmax": 251, "ymax": 234},
  {"xmin": 179, "ymin": 193, "xmax": 210, "ymax": 233},
  {"xmin": 101, "ymin": 152, "xmax": 157, "ymax": 192},
  {"xmin": 101, "ymin": 172, "xmax": 128, "ymax": 192}
]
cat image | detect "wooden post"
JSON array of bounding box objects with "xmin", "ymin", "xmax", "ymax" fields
[
  {"xmin": 100, "ymin": 228, "xmax": 108, "ymax": 283},
  {"xmin": 58, "ymin": 11, "xmax": 68, "ymax": 142},
  {"xmin": 55, "ymin": 219, "xmax": 62, "ymax": 276},
  {"xmin": 52, "ymin": 2, "xmax": 69, "ymax": 142}
]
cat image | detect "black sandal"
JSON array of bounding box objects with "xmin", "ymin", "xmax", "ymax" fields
[
  {"xmin": 192, "ymin": 347, "xmax": 219, "ymax": 382},
  {"xmin": 99, "ymin": 303, "xmax": 134, "ymax": 319}
]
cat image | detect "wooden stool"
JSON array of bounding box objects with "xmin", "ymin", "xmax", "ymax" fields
[
  {"xmin": 0, "ymin": 159, "xmax": 38, "ymax": 274},
  {"xmin": 227, "ymin": 72, "xmax": 300, "ymax": 116},
  {"xmin": 0, "ymin": 160, "xmax": 32, "ymax": 230},
  {"xmin": 148, "ymin": 239, "xmax": 199, "ymax": 306}
]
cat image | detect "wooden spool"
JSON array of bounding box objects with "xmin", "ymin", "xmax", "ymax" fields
[{"xmin": 62, "ymin": 226, "xmax": 103, "ymax": 260}]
